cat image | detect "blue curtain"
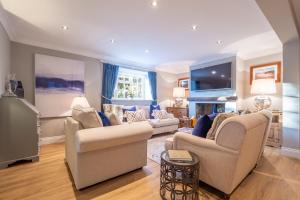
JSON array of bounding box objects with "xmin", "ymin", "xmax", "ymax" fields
[
  {"xmin": 101, "ymin": 63, "xmax": 119, "ymax": 110},
  {"xmin": 148, "ymin": 71, "xmax": 157, "ymax": 105}
]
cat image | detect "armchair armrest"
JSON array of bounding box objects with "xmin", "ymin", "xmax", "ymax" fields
[
  {"xmin": 173, "ymin": 132, "xmax": 238, "ymax": 155},
  {"xmin": 75, "ymin": 121, "xmax": 153, "ymax": 153}
]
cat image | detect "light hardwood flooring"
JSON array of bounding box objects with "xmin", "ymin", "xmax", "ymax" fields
[{"xmin": 0, "ymin": 144, "xmax": 300, "ymax": 200}]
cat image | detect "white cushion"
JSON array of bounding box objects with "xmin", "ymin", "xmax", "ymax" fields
[
  {"xmin": 72, "ymin": 106, "xmax": 103, "ymax": 129},
  {"xmin": 108, "ymin": 113, "xmax": 122, "ymax": 125},
  {"xmin": 126, "ymin": 110, "xmax": 147, "ymax": 123}
]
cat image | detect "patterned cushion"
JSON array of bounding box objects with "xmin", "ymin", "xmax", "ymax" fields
[
  {"xmin": 206, "ymin": 112, "xmax": 238, "ymax": 140},
  {"xmin": 72, "ymin": 106, "xmax": 103, "ymax": 129},
  {"xmin": 126, "ymin": 110, "xmax": 147, "ymax": 123},
  {"xmin": 150, "ymin": 104, "xmax": 160, "ymax": 119},
  {"xmin": 152, "ymin": 110, "xmax": 169, "ymax": 120}
]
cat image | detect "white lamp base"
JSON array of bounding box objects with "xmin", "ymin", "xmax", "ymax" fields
[
  {"xmin": 254, "ymin": 96, "xmax": 272, "ymax": 111},
  {"xmin": 174, "ymin": 98, "xmax": 183, "ymax": 107}
]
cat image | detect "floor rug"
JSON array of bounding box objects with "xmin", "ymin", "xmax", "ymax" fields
[{"xmin": 147, "ymin": 133, "xmax": 173, "ymax": 164}]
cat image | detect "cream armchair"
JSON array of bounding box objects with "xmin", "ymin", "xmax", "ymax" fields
[{"xmin": 169, "ymin": 111, "xmax": 271, "ymax": 197}]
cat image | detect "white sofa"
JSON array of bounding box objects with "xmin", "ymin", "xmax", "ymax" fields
[
  {"xmin": 103, "ymin": 104, "xmax": 179, "ymax": 135},
  {"xmin": 65, "ymin": 117, "xmax": 153, "ymax": 190},
  {"xmin": 165, "ymin": 111, "xmax": 272, "ymax": 197}
]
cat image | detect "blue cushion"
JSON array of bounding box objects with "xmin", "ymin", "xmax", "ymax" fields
[
  {"xmin": 150, "ymin": 104, "xmax": 160, "ymax": 119},
  {"xmin": 98, "ymin": 112, "xmax": 111, "ymax": 126},
  {"xmin": 122, "ymin": 106, "xmax": 136, "ymax": 113},
  {"xmin": 208, "ymin": 113, "xmax": 218, "ymax": 121},
  {"xmin": 192, "ymin": 115, "xmax": 212, "ymax": 138}
]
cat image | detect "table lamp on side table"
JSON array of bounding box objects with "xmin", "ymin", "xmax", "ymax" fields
[
  {"xmin": 251, "ymin": 79, "xmax": 276, "ymax": 111},
  {"xmin": 173, "ymin": 87, "xmax": 185, "ymax": 107}
]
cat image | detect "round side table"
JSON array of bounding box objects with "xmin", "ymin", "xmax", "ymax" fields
[{"xmin": 160, "ymin": 150, "xmax": 199, "ymax": 200}]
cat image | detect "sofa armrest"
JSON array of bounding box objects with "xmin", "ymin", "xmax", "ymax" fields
[
  {"xmin": 173, "ymin": 132, "xmax": 238, "ymax": 155},
  {"xmin": 75, "ymin": 121, "xmax": 153, "ymax": 153}
]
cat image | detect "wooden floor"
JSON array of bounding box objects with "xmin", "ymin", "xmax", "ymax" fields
[{"xmin": 0, "ymin": 144, "xmax": 300, "ymax": 200}]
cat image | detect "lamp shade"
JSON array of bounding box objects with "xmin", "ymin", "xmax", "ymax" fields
[
  {"xmin": 173, "ymin": 87, "xmax": 185, "ymax": 98},
  {"xmin": 251, "ymin": 79, "xmax": 276, "ymax": 95},
  {"xmin": 70, "ymin": 96, "xmax": 90, "ymax": 109}
]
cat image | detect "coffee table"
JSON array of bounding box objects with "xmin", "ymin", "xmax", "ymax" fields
[{"xmin": 160, "ymin": 150, "xmax": 199, "ymax": 200}]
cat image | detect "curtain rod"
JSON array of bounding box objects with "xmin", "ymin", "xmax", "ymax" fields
[{"xmin": 100, "ymin": 59, "xmax": 155, "ymax": 72}]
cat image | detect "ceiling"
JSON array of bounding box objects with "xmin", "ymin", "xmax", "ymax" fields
[{"xmin": 0, "ymin": 0, "xmax": 282, "ymax": 73}]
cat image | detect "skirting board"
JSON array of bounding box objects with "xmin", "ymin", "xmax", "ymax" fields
[
  {"xmin": 280, "ymin": 147, "xmax": 300, "ymax": 159},
  {"xmin": 39, "ymin": 135, "xmax": 65, "ymax": 146}
]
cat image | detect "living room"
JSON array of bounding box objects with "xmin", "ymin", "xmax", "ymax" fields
[{"xmin": 0, "ymin": 0, "xmax": 300, "ymax": 200}]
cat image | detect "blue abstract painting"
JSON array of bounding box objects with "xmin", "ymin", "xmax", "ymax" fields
[{"xmin": 35, "ymin": 54, "xmax": 85, "ymax": 118}]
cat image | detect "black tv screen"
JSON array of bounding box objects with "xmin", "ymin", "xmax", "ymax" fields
[{"xmin": 191, "ymin": 62, "xmax": 232, "ymax": 91}]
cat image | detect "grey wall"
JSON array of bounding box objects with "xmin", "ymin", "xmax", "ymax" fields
[
  {"xmin": 0, "ymin": 22, "xmax": 10, "ymax": 95},
  {"xmin": 242, "ymin": 53, "xmax": 283, "ymax": 111},
  {"xmin": 11, "ymin": 42, "xmax": 103, "ymax": 138}
]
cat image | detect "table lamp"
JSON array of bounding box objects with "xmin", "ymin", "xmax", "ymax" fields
[
  {"xmin": 173, "ymin": 87, "xmax": 185, "ymax": 107},
  {"xmin": 251, "ymin": 79, "xmax": 276, "ymax": 110},
  {"xmin": 70, "ymin": 96, "xmax": 90, "ymax": 109}
]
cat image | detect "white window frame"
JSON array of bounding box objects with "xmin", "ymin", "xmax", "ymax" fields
[{"xmin": 113, "ymin": 67, "xmax": 152, "ymax": 101}]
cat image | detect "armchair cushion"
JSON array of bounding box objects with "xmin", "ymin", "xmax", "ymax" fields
[
  {"xmin": 149, "ymin": 118, "xmax": 179, "ymax": 128},
  {"xmin": 72, "ymin": 106, "xmax": 103, "ymax": 129},
  {"xmin": 206, "ymin": 112, "xmax": 237, "ymax": 140},
  {"xmin": 152, "ymin": 110, "xmax": 169, "ymax": 119}
]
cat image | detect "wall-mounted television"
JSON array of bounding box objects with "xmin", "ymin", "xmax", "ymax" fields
[{"xmin": 191, "ymin": 62, "xmax": 232, "ymax": 91}]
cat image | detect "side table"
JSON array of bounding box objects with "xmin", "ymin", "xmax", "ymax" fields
[{"xmin": 160, "ymin": 151, "xmax": 199, "ymax": 200}]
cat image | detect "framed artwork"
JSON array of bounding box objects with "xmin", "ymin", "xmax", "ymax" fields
[
  {"xmin": 178, "ymin": 77, "xmax": 189, "ymax": 97},
  {"xmin": 178, "ymin": 77, "xmax": 189, "ymax": 89},
  {"xmin": 250, "ymin": 61, "xmax": 281, "ymax": 84},
  {"xmin": 35, "ymin": 54, "xmax": 85, "ymax": 118}
]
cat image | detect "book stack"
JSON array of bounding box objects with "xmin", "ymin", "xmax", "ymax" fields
[{"xmin": 168, "ymin": 150, "xmax": 193, "ymax": 162}]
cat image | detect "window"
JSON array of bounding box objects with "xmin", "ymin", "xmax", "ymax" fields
[{"xmin": 113, "ymin": 68, "xmax": 152, "ymax": 100}]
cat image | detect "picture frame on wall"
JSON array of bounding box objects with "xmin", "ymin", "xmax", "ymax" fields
[
  {"xmin": 250, "ymin": 61, "xmax": 281, "ymax": 84},
  {"xmin": 178, "ymin": 77, "xmax": 189, "ymax": 89}
]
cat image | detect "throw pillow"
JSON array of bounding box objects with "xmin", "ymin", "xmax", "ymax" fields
[
  {"xmin": 192, "ymin": 115, "xmax": 212, "ymax": 138},
  {"xmin": 122, "ymin": 106, "xmax": 137, "ymax": 122},
  {"xmin": 152, "ymin": 110, "xmax": 169, "ymax": 120},
  {"xmin": 72, "ymin": 106, "xmax": 103, "ymax": 129},
  {"xmin": 206, "ymin": 112, "xmax": 237, "ymax": 140},
  {"xmin": 150, "ymin": 104, "xmax": 160, "ymax": 119},
  {"xmin": 126, "ymin": 110, "xmax": 147, "ymax": 123},
  {"xmin": 98, "ymin": 112, "xmax": 111, "ymax": 126},
  {"xmin": 108, "ymin": 113, "xmax": 122, "ymax": 126}
]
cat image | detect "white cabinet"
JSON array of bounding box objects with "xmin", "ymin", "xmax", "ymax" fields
[{"xmin": 0, "ymin": 97, "xmax": 40, "ymax": 169}]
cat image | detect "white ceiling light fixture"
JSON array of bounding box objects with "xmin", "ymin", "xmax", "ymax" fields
[
  {"xmin": 61, "ymin": 25, "xmax": 69, "ymax": 31},
  {"xmin": 152, "ymin": 1, "xmax": 157, "ymax": 7},
  {"xmin": 145, "ymin": 49, "xmax": 150, "ymax": 53},
  {"xmin": 192, "ymin": 25, "xmax": 198, "ymax": 31},
  {"xmin": 211, "ymin": 70, "xmax": 217, "ymax": 74},
  {"xmin": 216, "ymin": 40, "xmax": 223, "ymax": 45},
  {"xmin": 110, "ymin": 39, "xmax": 115, "ymax": 44}
]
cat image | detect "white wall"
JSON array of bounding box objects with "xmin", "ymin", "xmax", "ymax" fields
[
  {"xmin": 156, "ymin": 71, "xmax": 188, "ymax": 109},
  {"xmin": 11, "ymin": 42, "xmax": 103, "ymax": 138},
  {"xmin": 0, "ymin": 22, "xmax": 10, "ymax": 95}
]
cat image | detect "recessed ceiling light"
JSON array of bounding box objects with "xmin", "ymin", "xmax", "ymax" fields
[
  {"xmin": 216, "ymin": 40, "xmax": 223, "ymax": 45},
  {"xmin": 211, "ymin": 70, "xmax": 217, "ymax": 75},
  {"xmin": 221, "ymin": 74, "xmax": 225, "ymax": 78},
  {"xmin": 110, "ymin": 39, "xmax": 115, "ymax": 44},
  {"xmin": 145, "ymin": 49, "xmax": 150, "ymax": 53},
  {"xmin": 152, "ymin": 1, "xmax": 157, "ymax": 7},
  {"xmin": 192, "ymin": 25, "xmax": 198, "ymax": 31},
  {"xmin": 61, "ymin": 25, "xmax": 69, "ymax": 31}
]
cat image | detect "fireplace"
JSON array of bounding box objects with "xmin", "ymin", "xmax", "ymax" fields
[{"xmin": 196, "ymin": 103, "xmax": 225, "ymax": 118}]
